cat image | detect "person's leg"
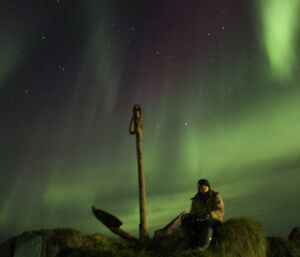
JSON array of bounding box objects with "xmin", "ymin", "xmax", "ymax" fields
[
  {"xmin": 199, "ymin": 219, "xmax": 218, "ymax": 249},
  {"xmin": 181, "ymin": 215, "xmax": 196, "ymax": 248}
]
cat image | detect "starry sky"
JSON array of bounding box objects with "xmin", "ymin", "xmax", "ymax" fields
[{"xmin": 0, "ymin": 0, "xmax": 300, "ymax": 242}]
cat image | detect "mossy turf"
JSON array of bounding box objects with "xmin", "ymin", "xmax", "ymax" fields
[{"xmin": 1, "ymin": 219, "xmax": 300, "ymax": 257}]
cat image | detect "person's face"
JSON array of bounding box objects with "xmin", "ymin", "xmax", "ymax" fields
[{"xmin": 198, "ymin": 184, "xmax": 209, "ymax": 193}]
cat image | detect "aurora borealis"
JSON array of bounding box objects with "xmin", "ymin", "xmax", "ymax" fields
[
  {"xmin": 258, "ymin": 0, "xmax": 300, "ymax": 80},
  {"xmin": 0, "ymin": 0, "xmax": 300, "ymax": 242}
]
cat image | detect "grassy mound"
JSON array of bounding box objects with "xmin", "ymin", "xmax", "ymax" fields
[
  {"xmin": 211, "ymin": 218, "xmax": 267, "ymax": 257},
  {"xmin": 1, "ymin": 218, "xmax": 300, "ymax": 257},
  {"xmin": 267, "ymin": 237, "xmax": 300, "ymax": 257}
]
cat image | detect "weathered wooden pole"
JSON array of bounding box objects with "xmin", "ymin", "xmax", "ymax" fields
[{"xmin": 129, "ymin": 104, "xmax": 149, "ymax": 241}]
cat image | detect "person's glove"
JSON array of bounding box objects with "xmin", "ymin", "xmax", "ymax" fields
[
  {"xmin": 204, "ymin": 214, "xmax": 211, "ymax": 220},
  {"xmin": 196, "ymin": 214, "xmax": 211, "ymax": 222}
]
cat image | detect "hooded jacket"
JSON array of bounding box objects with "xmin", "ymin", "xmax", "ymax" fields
[{"xmin": 190, "ymin": 190, "xmax": 224, "ymax": 221}]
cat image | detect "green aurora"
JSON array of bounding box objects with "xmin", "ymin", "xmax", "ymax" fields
[
  {"xmin": 0, "ymin": 0, "xmax": 299, "ymax": 241},
  {"xmin": 257, "ymin": 0, "xmax": 300, "ymax": 80}
]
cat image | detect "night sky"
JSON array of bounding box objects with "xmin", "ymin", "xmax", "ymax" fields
[{"xmin": 1, "ymin": 0, "xmax": 300, "ymax": 242}]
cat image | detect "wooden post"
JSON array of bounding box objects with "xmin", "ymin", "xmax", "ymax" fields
[{"xmin": 129, "ymin": 105, "xmax": 149, "ymax": 241}]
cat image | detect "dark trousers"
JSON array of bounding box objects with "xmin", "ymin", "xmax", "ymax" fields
[{"xmin": 181, "ymin": 215, "xmax": 219, "ymax": 249}]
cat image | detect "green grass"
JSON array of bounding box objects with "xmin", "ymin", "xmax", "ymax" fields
[{"xmin": 1, "ymin": 218, "xmax": 300, "ymax": 257}]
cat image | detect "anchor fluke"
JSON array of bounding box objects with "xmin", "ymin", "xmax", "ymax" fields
[
  {"xmin": 91, "ymin": 206, "xmax": 123, "ymax": 227},
  {"xmin": 91, "ymin": 206, "xmax": 137, "ymax": 241}
]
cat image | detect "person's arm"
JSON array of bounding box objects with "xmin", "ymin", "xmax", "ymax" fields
[{"xmin": 209, "ymin": 194, "xmax": 224, "ymax": 221}]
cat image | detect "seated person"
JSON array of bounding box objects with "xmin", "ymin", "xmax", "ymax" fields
[{"xmin": 182, "ymin": 179, "xmax": 224, "ymax": 249}]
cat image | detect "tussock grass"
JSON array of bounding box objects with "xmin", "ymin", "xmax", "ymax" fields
[
  {"xmin": 1, "ymin": 219, "xmax": 300, "ymax": 257},
  {"xmin": 267, "ymin": 237, "xmax": 300, "ymax": 257},
  {"xmin": 211, "ymin": 218, "xmax": 267, "ymax": 257}
]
